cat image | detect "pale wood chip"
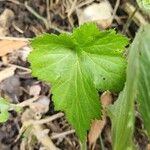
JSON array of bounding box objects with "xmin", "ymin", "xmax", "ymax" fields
[
  {"xmin": 0, "ymin": 66, "xmax": 16, "ymax": 82},
  {"xmin": 0, "ymin": 9, "xmax": 14, "ymax": 36}
]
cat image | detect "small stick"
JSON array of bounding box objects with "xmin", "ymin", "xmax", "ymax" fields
[
  {"xmin": 24, "ymin": 1, "xmax": 49, "ymax": 30},
  {"xmin": 8, "ymin": 64, "xmax": 31, "ymax": 72},
  {"xmin": 67, "ymin": 0, "xmax": 77, "ymax": 17},
  {"xmin": 122, "ymin": 4, "xmax": 139, "ymax": 34},
  {"xmin": 112, "ymin": 0, "xmax": 120, "ymax": 21},
  {"xmin": 0, "ymin": 0, "xmax": 21, "ymax": 5},
  {"xmin": 33, "ymin": 125, "xmax": 59, "ymax": 150},
  {"xmin": 50, "ymin": 25, "xmax": 69, "ymax": 33},
  {"xmin": 46, "ymin": 0, "xmax": 51, "ymax": 26},
  {"xmin": 123, "ymin": 2, "xmax": 148, "ymax": 27},
  {"xmin": 51, "ymin": 129, "xmax": 75, "ymax": 140},
  {"xmin": 12, "ymin": 22, "xmax": 24, "ymax": 34},
  {"xmin": 32, "ymin": 113, "xmax": 64, "ymax": 125},
  {"xmin": 76, "ymin": 0, "xmax": 94, "ymax": 9},
  {"xmin": 16, "ymin": 96, "xmax": 39, "ymax": 107},
  {"xmin": 24, "ymin": 1, "xmax": 68, "ymax": 33},
  {"xmin": 20, "ymin": 113, "xmax": 64, "ymax": 126}
]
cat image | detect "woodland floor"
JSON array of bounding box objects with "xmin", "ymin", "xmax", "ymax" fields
[{"xmin": 0, "ymin": 0, "xmax": 149, "ymax": 150}]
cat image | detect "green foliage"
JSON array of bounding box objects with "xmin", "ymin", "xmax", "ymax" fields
[
  {"xmin": 109, "ymin": 24, "xmax": 150, "ymax": 150},
  {"xmin": 0, "ymin": 97, "xmax": 21, "ymax": 122},
  {"xmin": 28, "ymin": 23, "xmax": 128, "ymax": 141},
  {"xmin": 136, "ymin": 25, "xmax": 150, "ymax": 139},
  {"xmin": 137, "ymin": 0, "xmax": 150, "ymax": 12},
  {"xmin": 0, "ymin": 97, "xmax": 10, "ymax": 122},
  {"xmin": 108, "ymin": 27, "xmax": 140, "ymax": 150}
]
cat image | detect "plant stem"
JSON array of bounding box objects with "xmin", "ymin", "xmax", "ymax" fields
[{"xmin": 80, "ymin": 141, "xmax": 87, "ymax": 150}]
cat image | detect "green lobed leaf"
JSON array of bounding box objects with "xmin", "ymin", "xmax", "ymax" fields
[
  {"xmin": 28, "ymin": 23, "xmax": 128, "ymax": 141},
  {"xmin": 108, "ymin": 27, "xmax": 140, "ymax": 150},
  {"xmin": 136, "ymin": 25, "xmax": 150, "ymax": 139}
]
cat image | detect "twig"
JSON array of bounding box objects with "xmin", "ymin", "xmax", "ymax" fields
[
  {"xmin": 46, "ymin": 0, "xmax": 51, "ymax": 26},
  {"xmin": 76, "ymin": 0, "xmax": 94, "ymax": 9},
  {"xmin": 8, "ymin": 64, "xmax": 31, "ymax": 72},
  {"xmin": 33, "ymin": 125, "xmax": 59, "ymax": 150},
  {"xmin": 51, "ymin": 129, "xmax": 75, "ymax": 140},
  {"xmin": 67, "ymin": 0, "xmax": 77, "ymax": 17},
  {"xmin": 12, "ymin": 22, "xmax": 24, "ymax": 34},
  {"xmin": 0, "ymin": 0, "xmax": 21, "ymax": 5},
  {"xmin": 123, "ymin": 2, "xmax": 148, "ymax": 27},
  {"xmin": 112, "ymin": 0, "xmax": 120, "ymax": 21},
  {"xmin": 51, "ymin": 25, "xmax": 69, "ymax": 33},
  {"xmin": 122, "ymin": 4, "xmax": 139, "ymax": 34},
  {"xmin": 16, "ymin": 96, "xmax": 39, "ymax": 107},
  {"xmin": 24, "ymin": 1, "xmax": 68, "ymax": 33},
  {"xmin": 20, "ymin": 113, "xmax": 64, "ymax": 127},
  {"xmin": 32, "ymin": 112, "xmax": 64, "ymax": 125},
  {"xmin": 24, "ymin": 1, "xmax": 49, "ymax": 30}
]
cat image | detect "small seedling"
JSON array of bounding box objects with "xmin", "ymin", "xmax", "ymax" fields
[{"xmin": 0, "ymin": 97, "xmax": 21, "ymax": 122}]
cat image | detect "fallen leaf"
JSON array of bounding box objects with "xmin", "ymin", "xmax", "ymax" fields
[
  {"xmin": 0, "ymin": 66, "xmax": 16, "ymax": 82},
  {"xmin": 0, "ymin": 40, "xmax": 28, "ymax": 57},
  {"xmin": 88, "ymin": 91, "xmax": 113, "ymax": 149},
  {"xmin": 77, "ymin": 0, "xmax": 113, "ymax": 29}
]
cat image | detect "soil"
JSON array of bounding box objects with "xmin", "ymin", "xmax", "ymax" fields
[{"xmin": 0, "ymin": 0, "xmax": 149, "ymax": 150}]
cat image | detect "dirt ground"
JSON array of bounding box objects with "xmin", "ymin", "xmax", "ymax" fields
[{"xmin": 0, "ymin": 0, "xmax": 149, "ymax": 150}]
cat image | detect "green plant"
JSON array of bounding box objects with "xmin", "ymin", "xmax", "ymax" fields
[
  {"xmin": 109, "ymin": 24, "xmax": 150, "ymax": 150},
  {"xmin": 0, "ymin": 97, "xmax": 10, "ymax": 122},
  {"xmin": 28, "ymin": 23, "xmax": 128, "ymax": 141},
  {"xmin": 1, "ymin": 22, "xmax": 150, "ymax": 149},
  {"xmin": 137, "ymin": 0, "xmax": 150, "ymax": 12},
  {"xmin": 0, "ymin": 97, "xmax": 20, "ymax": 122}
]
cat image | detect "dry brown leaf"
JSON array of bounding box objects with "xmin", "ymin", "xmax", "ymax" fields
[
  {"xmin": 0, "ymin": 40, "xmax": 28, "ymax": 57},
  {"xmin": 0, "ymin": 66, "xmax": 16, "ymax": 82},
  {"xmin": 88, "ymin": 91, "xmax": 113, "ymax": 149},
  {"xmin": 77, "ymin": 0, "xmax": 113, "ymax": 29}
]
